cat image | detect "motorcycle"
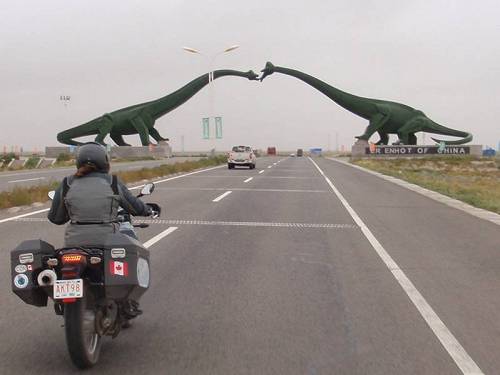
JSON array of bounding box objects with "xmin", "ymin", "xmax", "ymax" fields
[{"xmin": 10, "ymin": 182, "xmax": 161, "ymax": 369}]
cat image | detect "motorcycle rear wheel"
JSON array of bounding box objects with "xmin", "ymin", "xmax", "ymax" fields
[{"xmin": 64, "ymin": 294, "xmax": 102, "ymax": 369}]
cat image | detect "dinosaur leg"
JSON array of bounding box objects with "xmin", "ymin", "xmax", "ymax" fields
[
  {"xmin": 110, "ymin": 132, "xmax": 131, "ymax": 146},
  {"xmin": 375, "ymin": 132, "xmax": 389, "ymax": 145},
  {"xmin": 396, "ymin": 118, "xmax": 423, "ymax": 145},
  {"xmin": 94, "ymin": 117, "xmax": 114, "ymax": 145},
  {"xmin": 149, "ymin": 127, "xmax": 169, "ymax": 144},
  {"xmin": 356, "ymin": 113, "xmax": 390, "ymax": 141},
  {"xmin": 131, "ymin": 117, "xmax": 151, "ymax": 146}
]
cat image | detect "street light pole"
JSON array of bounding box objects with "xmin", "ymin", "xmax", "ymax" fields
[{"xmin": 182, "ymin": 45, "xmax": 240, "ymax": 152}]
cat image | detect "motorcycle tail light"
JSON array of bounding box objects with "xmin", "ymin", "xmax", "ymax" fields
[{"xmin": 62, "ymin": 254, "xmax": 86, "ymax": 264}]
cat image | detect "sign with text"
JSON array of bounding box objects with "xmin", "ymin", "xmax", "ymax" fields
[
  {"xmin": 202, "ymin": 117, "xmax": 210, "ymax": 139},
  {"xmin": 215, "ymin": 117, "xmax": 222, "ymax": 139},
  {"xmin": 365, "ymin": 146, "xmax": 471, "ymax": 155}
]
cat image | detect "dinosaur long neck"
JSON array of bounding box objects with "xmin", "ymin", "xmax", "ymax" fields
[
  {"xmin": 148, "ymin": 70, "xmax": 248, "ymax": 119},
  {"xmin": 274, "ymin": 66, "xmax": 375, "ymax": 118}
]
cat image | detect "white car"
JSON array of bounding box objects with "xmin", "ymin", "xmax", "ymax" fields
[{"xmin": 228, "ymin": 145, "xmax": 256, "ymax": 169}]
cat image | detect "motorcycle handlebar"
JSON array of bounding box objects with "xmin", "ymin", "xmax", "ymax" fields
[{"xmin": 146, "ymin": 203, "xmax": 161, "ymax": 218}]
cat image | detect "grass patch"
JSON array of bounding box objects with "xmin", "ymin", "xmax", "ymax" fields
[
  {"xmin": 112, "ymin": 156, "xmax": 156, "ymax": 162},
  {"xmin": 24, "ymin": 157, "xmax": 41, "ymax": 169},
  {"xmin": 352, "ymin": 157, "xmax": 500, "ymax": 214},
  {"xmin": 0, "ymin": 156, "xmax": 227, "ymax": 210},
  {"xmin": 115, "ymin": 155, "xmax": 226, "ymax": 183},
  {"xmin": 0, "ymin": 182, "xmax": 60, "ymax": 209}
]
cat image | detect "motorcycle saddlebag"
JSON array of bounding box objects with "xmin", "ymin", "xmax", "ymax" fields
[
  {"xmin": 11, "ymin": 240, "xmax": 55, "ymax": 307},
  {"xmin": 103, "ymin": 233, "xmax": 150, "ymax": 301}
]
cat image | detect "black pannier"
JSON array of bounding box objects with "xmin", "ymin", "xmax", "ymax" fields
[{"xmin": 11, "ymin": 240, "xmax": 56, "ymax": 307}]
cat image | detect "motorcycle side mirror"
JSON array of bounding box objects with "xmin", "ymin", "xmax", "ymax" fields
[
  {"xmin": 48, "ymin": 191, "xmax": 56, "ymax": 200},
  {"xmin": 140, "ymin": 183, "xmax": 155, "ymax": 196}
]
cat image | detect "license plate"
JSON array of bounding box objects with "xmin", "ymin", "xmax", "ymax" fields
[{"xmin": 53, "ymin": 279, "xmax": 83, "ymax": 299}]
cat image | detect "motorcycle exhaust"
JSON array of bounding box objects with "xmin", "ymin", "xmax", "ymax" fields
[{"xmin": 37, "ymin": 269, "xmax": 57, "ymax": 286}]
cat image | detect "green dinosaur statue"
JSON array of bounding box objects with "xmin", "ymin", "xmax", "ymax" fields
[
  {"xmin": 259, "ymin": 62, "xmax": 472, "ymax": 145},
  {"xmin": 57, "ymin": 69, "xmax": 259, "ymax": 146}
]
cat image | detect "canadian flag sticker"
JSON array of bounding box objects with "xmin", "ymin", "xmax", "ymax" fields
[{"xmin": 109, "ymin": 261, "xmax": 129, "ymax": 276}]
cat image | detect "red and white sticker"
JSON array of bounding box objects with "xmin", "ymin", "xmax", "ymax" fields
[
  {"xmin": 109, "ymin": 261, "xmax": 128, "ymax": 276},
  {"xmin": 27, "ymin": 265, "xmax": 33, "ymax": 271}
]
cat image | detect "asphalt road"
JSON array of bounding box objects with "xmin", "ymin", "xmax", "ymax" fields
[
  {"xmin": 0, "ymin": 156, "xmax": 499, "ymax": 374},
  {"xmin": 0, "ymin": 157, "xmax": 201, "ymax": 192}
]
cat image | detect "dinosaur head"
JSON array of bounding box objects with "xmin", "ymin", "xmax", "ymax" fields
[
  {"xmin": 259, "ymin": 61, "xmax": 276, "ymax": 82},
  {"xmin": 246, "ymin": 70, "xmax": 259, "ymax": 81}
]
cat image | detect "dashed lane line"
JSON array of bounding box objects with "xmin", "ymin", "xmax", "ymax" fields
[
  {"xmin": 13, "ymin": 217, "xmax": 359, "ymax": 229},
  {"xmin": 0, "ymin": 164, "xmax": 225, "ymax": 225},
  {"xmin": 128, "ymin": 165, "xmax": 225, "ymax": 191},
  {"xmin": 0, "ymin": 208, "xmax": 50, "ymax": 224},
  {"xmin": 143, "ymin": 226, "xmax": 178, "ymax": 249},
  {"xmin": 309, "ymin": 156, "xmax": 484, "ymax": 375},
  {"xmin": 155, "ymin": 187, "xmax": 327, "ymax": 193},
  {"xmin": 259, "ymin": 170, "xmax": 265, "ymax": 174},
  {"xmin": 243, "ymin": 177, "xmax": 253, "ymax": 183},
  {"xmin": 186, "ymin": 175, "xmax": 320, "ymax": 179},
  {"xmin": 212, "ymin": 191, "xmax": 232, "ymax": 202},
  {"xmin": 8, "ymin": 177, "xmax": 46, "ymax": 183}
]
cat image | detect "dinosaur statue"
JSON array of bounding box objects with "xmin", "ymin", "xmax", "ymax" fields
[
  {"xmin": 57, "ymin": 69, "xmax": 259, "ymax": 146},
  {"xmin": 259, "ymin": 62, "xmax": 472, "ymax": 145}
]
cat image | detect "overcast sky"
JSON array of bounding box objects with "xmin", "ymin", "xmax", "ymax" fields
[{"xmin": 1, "ymin": 0, "xmax": 499, "ymax": 152}]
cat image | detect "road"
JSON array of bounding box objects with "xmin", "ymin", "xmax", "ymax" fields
[
  {"xmin": 0, "ymin": 157, "xmax": 201, "ymax": 192},
  {"xmin": 0, "ymin": 156, "xmax": 499, "ymax": 374}
]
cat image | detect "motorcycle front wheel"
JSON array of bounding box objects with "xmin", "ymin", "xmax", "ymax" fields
[{"xmin": 64, "ymin": 293, "xmax": 102, "ymax": 369}]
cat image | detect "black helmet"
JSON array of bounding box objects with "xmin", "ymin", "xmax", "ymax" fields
[{"xmin": 76, "ymin": 142, "xmax": 110, "ymax": 172}]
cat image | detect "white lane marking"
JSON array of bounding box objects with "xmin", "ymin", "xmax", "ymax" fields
[
  {"xmin": 0, "ymin": 164, "xmax": 225, "ymax": 225},
  {"xmin": 153, "ymin": 187, "xmax": 326, "ymax": 193},
  {"xmin": 259, "ymin": 170, "xmax": 264, "ymax": 174},
  {"xmin": 308, "ymin": 157, "xmax": 483, "ymax": 375},
  {"xmin": 212, "ymin": 191, "xmax": 232, "ymax": 202},
  {"xmin": 327, "ymin": 157, "xmax": 500, "ymax": 227},
  {"xmin": 143, "ymin": 226, "xmax": 178, "ymax": 249},
  {"xmin": 267, "ymin": 166, "xmax": 272, "ymax": 169},
  {"xmin": 8, "ymin": 177, "xmax": 46, "ymax": 183},
  {"xmin": 273, "ymin": 163, "xmax": 277, "ymax": 165},
  {"xmin": 139, "ymin": 219, "xmax": 358, "ymax": 229},
  {"xmin": 0, "ymin": 160, "xmax": 165, "ymax": 179},
  {"xmin": 243, "ymin": 177, "xmax": 253, "ymax": 183},
  {"xmin": 129, "ymin": 165, "xmax": 225, "ymax": 190},
  {"xmin": 0, "ymin": 208, "xmax": 50, "ymax": 224},
  {"xmin": 0, "ymin": 168, "xmax": 74, "ymax": 178},
  {"xmin": 185, "ymin": 175, "xmax": 319, "ymax": 179},
  {"xmin": 12, "ymin": 217, "xmax": 359, "ymax": 229}
]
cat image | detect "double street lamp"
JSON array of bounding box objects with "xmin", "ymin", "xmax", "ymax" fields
[
  {"xmin": 182, "ymin": 45, "xmax": 240, "ymax": 151},
  {"xmin": 182, "ymin": 45, "xmax": 240, "ymax": 83}
]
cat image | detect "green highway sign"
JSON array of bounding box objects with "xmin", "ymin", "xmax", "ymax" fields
[{"xmin": 202, "ymin": 117, "xmax": 210, "ymax": 139}]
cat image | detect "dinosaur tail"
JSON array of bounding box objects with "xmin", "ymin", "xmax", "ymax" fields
[
  {"xmin": 56, "ymin": 117, "xmax": 103, "ymax": 146},
  {"xmin": 427, "ymin": 121, "xmax": 473, "ymax": 145}
]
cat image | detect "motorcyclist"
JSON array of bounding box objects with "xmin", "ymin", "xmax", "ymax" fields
[{"xmin": 48, "ymin": 142, "xmax": 153, "ymax": 247}]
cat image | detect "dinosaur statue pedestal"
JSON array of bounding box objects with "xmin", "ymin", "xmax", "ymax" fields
[
  {"xmin": 351, "ymin": 139, "xmax": 369, "ymax": 157},
  {"xmin": 46, "ymin": 143, "xmax": 172, "ymax": 160},
  {"xmin": 110, "ymin": 143, "xmax": 172, "ymax": 159},
  {"xmin": 351, "ymin": 142, "xmax": 482, "ymax": 159}
]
